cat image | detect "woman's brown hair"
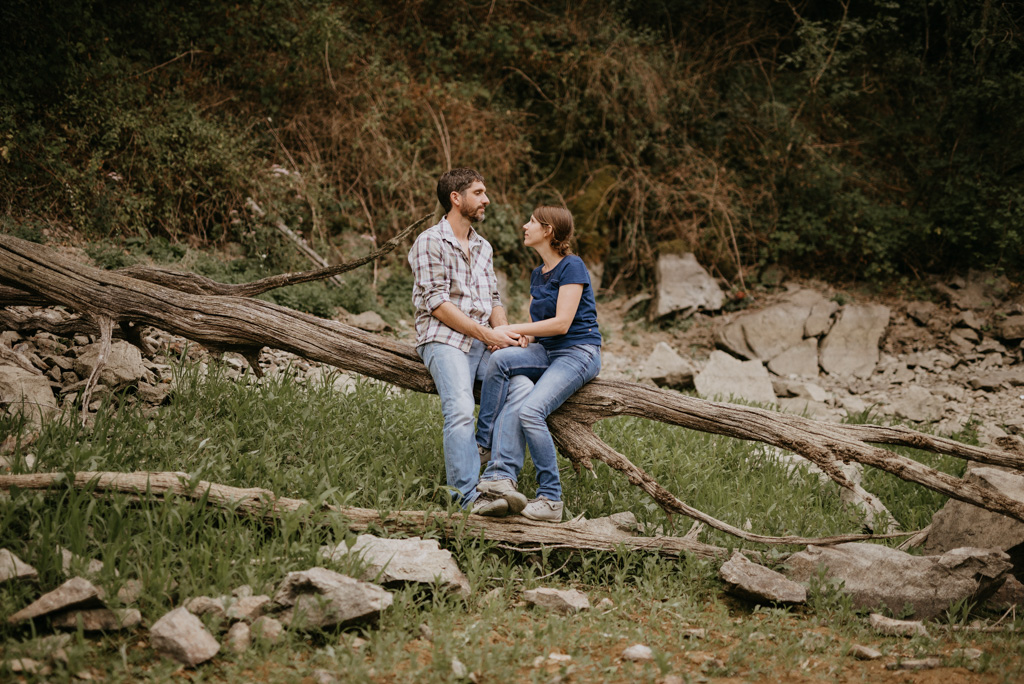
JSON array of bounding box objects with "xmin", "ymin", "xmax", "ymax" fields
[{"xmin": 533, "ymin": 206, "xmax": 574, "ymax": 257}]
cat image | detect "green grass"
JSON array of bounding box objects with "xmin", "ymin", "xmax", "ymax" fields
[{"xmin": 1, "ymin": 361, "xmax": 1022, "ymax": 682}]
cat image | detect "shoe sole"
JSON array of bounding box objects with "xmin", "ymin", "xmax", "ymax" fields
[{"xmin": 501, "ymin": 491, "xmax": 528, "ymax": 514}]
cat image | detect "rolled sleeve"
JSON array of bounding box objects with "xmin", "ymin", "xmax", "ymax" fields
[{"xmin": 410, "ymin": 235, "xmax": 451, "ymax": 313}]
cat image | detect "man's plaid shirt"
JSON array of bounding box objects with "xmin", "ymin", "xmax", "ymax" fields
[{"xmin": 409, "ymin": 216, "xmax": 502, "ymax": 352}]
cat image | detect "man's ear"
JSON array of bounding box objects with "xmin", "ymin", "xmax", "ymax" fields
[{"xmin": 450, "ymin": 191, "xmax": 461, "ymax": 208}]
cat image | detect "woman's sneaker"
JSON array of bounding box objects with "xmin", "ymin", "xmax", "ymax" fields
[
  {"xmin": 477, "ymin": 479, "xmax": 527, "ymax": 514},
  {"xmin": 522, "ymin": 496, "xmax": 563, "ymax": 522}
]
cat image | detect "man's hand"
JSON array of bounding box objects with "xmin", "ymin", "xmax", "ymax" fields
[{"xmin": 483, "ymin": 325, "xmax": 520, "ymax": 350}]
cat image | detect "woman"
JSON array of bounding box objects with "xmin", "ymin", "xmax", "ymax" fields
[{"xmin": 473, "ymin": 206, "xmax": 601, "ymax": 522}]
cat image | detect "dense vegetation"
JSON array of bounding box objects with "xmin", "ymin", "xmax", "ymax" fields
[{"xmin": 2, "ymin": 0, "xmax": 1022, "ymax": 288}]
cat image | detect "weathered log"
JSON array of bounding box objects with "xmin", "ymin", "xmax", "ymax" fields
[
  {"xmin": 0, "ymin": 472, "xmax": 729, "ymax": 559},
  {"xmin": 2, "ymin": 233, "xmax": 1023, "ymax": 542}
]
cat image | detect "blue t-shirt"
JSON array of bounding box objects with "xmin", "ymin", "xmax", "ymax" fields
[{"xmin": 529, "ymin": 255, "xmax": 602, "ymax": 352}]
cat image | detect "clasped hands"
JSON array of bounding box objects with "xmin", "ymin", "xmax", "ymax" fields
[{"xmin": 485, "ymin": 324, "xmax": 531, "ymax": 352}]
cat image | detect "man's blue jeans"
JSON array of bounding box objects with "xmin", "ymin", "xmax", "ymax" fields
[
  {"xmin": 417, "ymin": 339, "xmax": 533, "ymax": 507},
  {"xmin": 477, "ymin": 343, "xmax": 601, "ymax": 501}
]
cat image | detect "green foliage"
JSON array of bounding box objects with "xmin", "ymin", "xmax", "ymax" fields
[{"xmin": 2, "ymin": 0, "xmax": 1022, "ymax": 285}]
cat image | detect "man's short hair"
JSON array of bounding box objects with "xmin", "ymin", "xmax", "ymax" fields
[{"xmin": 436, "ymin": 168, "xmax": 485, "ymax": 213}]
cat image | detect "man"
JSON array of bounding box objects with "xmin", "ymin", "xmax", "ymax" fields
[{"xmin": 409, "ymin": 168, "xmax": 532, "ymax": 515}]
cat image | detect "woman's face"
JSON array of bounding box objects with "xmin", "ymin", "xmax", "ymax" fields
[{"xmin": 522, "ymin": 215, "xmax": 551, "ymax": 250}]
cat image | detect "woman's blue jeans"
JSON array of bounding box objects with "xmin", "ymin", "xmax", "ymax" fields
[{"xmin": 477, "ymin": 343, "xmax": 601, "ymax": 501}]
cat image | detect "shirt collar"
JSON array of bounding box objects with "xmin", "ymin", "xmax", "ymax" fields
[{"xmin": 439, "ymin": 216, "xmax": 482, "ymax": 249}]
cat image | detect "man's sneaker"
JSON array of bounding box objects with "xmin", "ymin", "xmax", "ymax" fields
[
  {"xmin": 477, "ymin": 479, "xmax": 527, "ymax": 514},
  {"xmin": 478, "ymin": 445, "xmax": 491, "ymax": 465},
  {"xmin": 471, "ymin": 493, "xmax": 508, "ymax": 517},
  {"xmin": 522, "ymin": 496, "xmax": 563, "ymax": 522}
]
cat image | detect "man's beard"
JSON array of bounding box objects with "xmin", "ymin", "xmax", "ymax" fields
[{"xmin": 461, "ymin": 205, "xmax": 486, "ymax": 223}]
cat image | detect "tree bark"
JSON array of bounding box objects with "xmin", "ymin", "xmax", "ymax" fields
[
  {"xmin": 2, "ymin": 232, "xmax": 1023, "ymax": 545},
  {"xmin": 0, "ymin": 472, "xmax": 729, "ymax": 559}
]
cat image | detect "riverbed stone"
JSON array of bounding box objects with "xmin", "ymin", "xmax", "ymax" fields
[
  {"xmin": 522, "ymin": 587, "xmax": 591, "ymax": 614},
  {"xmin": 718, "ymin": 551, "xmax": 806, "ymax": 604},
  {"xmin": 0, "ymin": 549, "xmax": 38, "ymax": 583},
  {"xmin": 785, "ymin": 543, "xmax": 1011, "ymax": 619},
  {"xmin": 321, "ymin": 535, "xmax": 470, "ymax": 598},
  {"xmin": 766, "ymin": 338, "xmax": 820, "ymax": 377},
  {"xmin": 271, "ymin": 567, "xmax": 393, "ymax": 630},
  {"xmin": 0, "ymin": 365, "xmax": 58, "ymax": 425},
  {"xmin": 649, "ymin": 253, "xmax": 724, "ymax": 320},
  {"xmin": 694, "ymin": 350, "xmax": 777, "ymax": 406},
  {"xmin": 149, "ymin": 606, "xmax": 220, "ymax": 667},
  {"xmin": 73, "ymin": 340, "xmax": 147, "ymax": 390},
  {"xmin": 923, "ymin": 467, "xmax": 1024, "ymax": 578},
  {"xmin": 819, "ymin": 304, "xmax": 890, "ymax": 378},
  {"xmin": 640, "ymin": 342, "xmax": 697, "ymax": 388},
  {"xmin": 8, "ymin": 577, "xmax": 105, "ymax": 624}
]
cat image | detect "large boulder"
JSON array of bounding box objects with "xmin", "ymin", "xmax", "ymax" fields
[
  {"xmin": 694, "ymin": 351, "xmax": 777, "ymax": 406},
  {"xmin": 818, "ymin": 304, "xmax": 890, "ymax": 379},
  {"xmin": 649, "ymin": 253, "xmax": 724, "ymax": 320},
  {"xmin": 271, "ymin": 567, "xmax": 392, "ymax": 629},
  {"xmin": 784, "ymin": 543, "xmax": 1011, "ymax": 619},
  {"xmin": 0, "ymin": 365, "xmax": 57, "ymax": 426},
  {"xmin": 321, "ymin": 535, "xmax": 470, "ymax": 598},
  {"xmin": 73, "ymin": 341, "xmax": 147, "ymax": 389},
  {"xmin": 923, "ymin": 467, "xmax": 1024, "ymax": 578},
  {"xmin": 999, "ymin": 314, "xmax": 1024, "ymax": 341}
]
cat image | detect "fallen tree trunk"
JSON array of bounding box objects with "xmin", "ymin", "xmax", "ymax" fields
[
  {"xmin": 0, "ymin": 471, "xmax": 729, "ymax": 559},
  {"xmin": 2, "ymin": 233, "xmax": 1023, "ymax": 545}
]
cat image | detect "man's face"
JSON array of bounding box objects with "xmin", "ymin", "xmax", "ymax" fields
[{"xmin": 455, "ymin": 181, "xmax": 489, "ymax": 223}]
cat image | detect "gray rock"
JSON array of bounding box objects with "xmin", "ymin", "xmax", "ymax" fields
[
  {"xmin": 649, "ymin": 253, "xmax": 724, "ymax": 320},
  {"xmin": 225, "ymin": 621, "xmax": 251, "ymax": 653},
  {"xmin": 718, "ymin": 551, "xmax": 806, "ymax": 604},
  {"xmin": 848, "ymin": 644, "xmax": 882, "ymax": 660},
  {"xmin": 985, "ymin": 574, "xmax": 1024, "ymax": 611},
  {"xmin": 886, "ymin": 657, "xmax": 941, "ymax": 671},
  {"xmin": 8, "ymin": 577, "xmax": 105, "ymax": 624},
  {"xmin": 715, "ymin": 316, "xmax": 756, "ymax": 359},
  {"xmin": 349, "ymin": 311, "xmax": 390, "ymax": 333},
  {"xmin": 999, "ymin": 314, "xmax": 1024, "ymax": 341},
  {"xmin": 969, "ymin": 368, "xmax": 1024, "ymax": 391},
  {"xmin": 905, "ymin": 301, "xmax": 938, "ymax": 326},
  {"xmin": 251, "ymin": 616, "xmax": 283, "ymax": 642},
  {"xmin": 73, "ymin": 340, "xmax": 147, "ymax": 389},
  {"xmin": 321, "ymin": 535, "xmax": 470, "ymax": 598},
  {"xmin": 0, "ymin": 549, "xmax": 38, "ymax": 583},
  {"xmin": 226, "ymin": 595, "xmax": 270, "ymax": 622},
  {"xmin": 522, "ymin": 587, "xmax": 591, "ymax": 614},
  {"xmin": 51, "ymin": 607, "xmax": 141, "ymax": 631},
  {"xmin": 776, "ymin": 397, "xmax": 833, "ymax": 421},
  {"xmin": 819, "ymin": 304, "xmax": 890, "ymax": 379},
  {"xmin": 923, "ymin": 467, "xmax": 1024, "ymax": 576},
  {"xmin": 767, "ymin": 338, "xmax": 820, "ymax": 377},
  {"xmin": 640, "ymin": 342, "xmax": 696, "ymax": 388},
  {"xmin": 694, "ymin": 351, "xmax": 777, "ymax": 406},
  {"xmin": 805, "ymin": 298, "xmax": 840, "ymax": 338},
  {"xmin": 185, "ymin": 596, "xmax": 227, "ymax": 619},
  {"xmin": 889, "ymin": 385, "xmax": 944, "ymax": 423},
  {"xmin": 0, "ymin": 365, "xmax": 58, "ymax": 425},
  {"xmin": 867, "ymin": 613, "xmax": 929, "ymax": 638},
  {"xmin": 786, "ymin": 543, "xmax": 1011, "ymax": 619},
  {"xmin": 772, "ymin": 379, "xmax": 830, "ymax": 402},
  {"xmin": 57, "ymin": 546, "xmax": 105, "ymax": 578},
  {"xmin": 149, "ymin": 606, "xmax": 220, "ymax": 667},
  {"xmin": 621, "ymin": 644, "xmax": 654, "ymax": 662},
  {"xmin": 271, "ymin": 567, "xmax": 393, "ymax": 629}
]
